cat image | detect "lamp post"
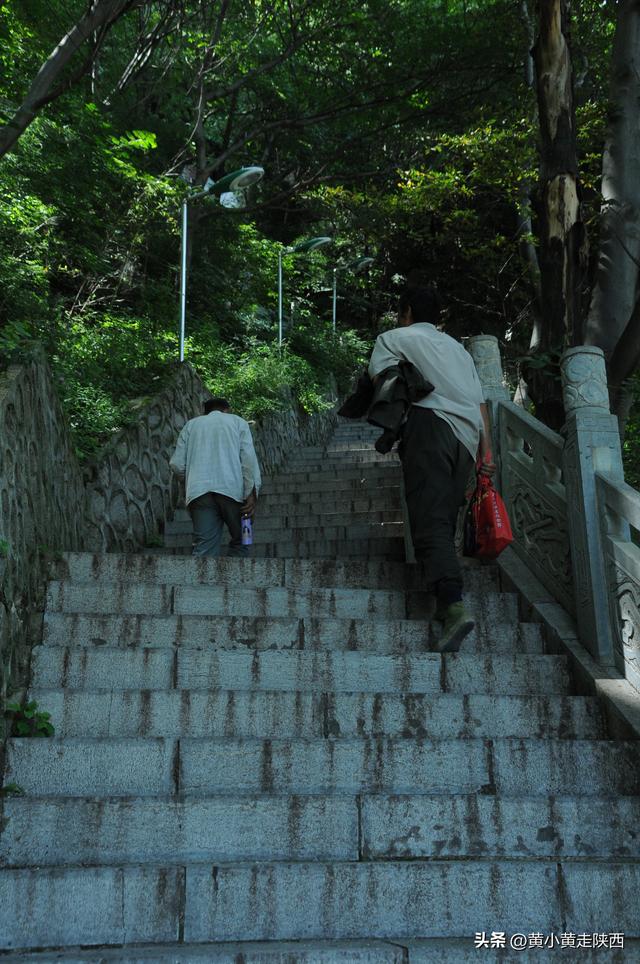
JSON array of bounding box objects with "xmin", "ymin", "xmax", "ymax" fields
[
  {"xmin": 278, "ymin": 236, "xmax": 332, "ymax": 346},
  {"xmin": 331, "ymin": 256, "xmax": 374, "ymax": 334},
  {"xmin": 179, "ymin": 165, "xmax": 264, "ymax": 362}
]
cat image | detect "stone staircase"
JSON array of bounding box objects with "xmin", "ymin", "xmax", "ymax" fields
[{"xmin": 1, "ymin": 421, "xmax": 640, "ymax": 960}]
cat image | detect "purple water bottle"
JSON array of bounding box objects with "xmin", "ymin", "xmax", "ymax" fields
[{"xmin": 241, "ymin": 515, "xmax": 253, "ymax": 546}]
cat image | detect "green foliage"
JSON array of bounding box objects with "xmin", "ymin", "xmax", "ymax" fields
[
  {"xmin": 623, "ymin": 376, "xmax": 640, "ymax": 490},
  {"xmin": 0, "ymin": 538, "xmax": 9, "ymax": 558},
  {"xmin": 5, "ymin": 700, "xmax": 55, "ymax": 737},
  {"xmin": 518, "ymin": 348, "xmax": 563, "ymax": 381},
  {"xmin": 188, "ymin": 340, "xmax": 328, "ymax": 420},
  {"xmin": 0, "ymin": 782, "xmax": 25, "ymax": 797},
  {"xmin": 0, "ymin": 0, "xmax": 622, "ymax": 452}
]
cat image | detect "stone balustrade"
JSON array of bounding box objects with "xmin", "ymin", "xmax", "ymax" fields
[{"xmin": 473, "ymin": 337, "xmax": 640, "ymax": 691}]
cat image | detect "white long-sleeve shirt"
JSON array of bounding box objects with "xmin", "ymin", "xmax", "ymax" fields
[
  {"xmin": 368, "ymin": 322, "xmax": 485, "ymax": 461},
  {"xmin": 169, "ymin": 411, "xmax": 262, "ymax": 506}
]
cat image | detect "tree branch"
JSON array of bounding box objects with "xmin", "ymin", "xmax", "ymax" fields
[{"xmin": 0, "ymin": 0, "xmax": 143, "ymax": 159}]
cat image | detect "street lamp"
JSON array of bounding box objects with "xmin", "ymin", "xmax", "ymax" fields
[
  {"xmin": 179, "ymin": 166, "xmax": 264, "ymax": 362},
  {"xmin": 278, "ymin": 236, "xmax": 332, "ymax": 346},
  {"xmin": 332, "ymin": 256, "xmax": 374, "ymax": 334}
]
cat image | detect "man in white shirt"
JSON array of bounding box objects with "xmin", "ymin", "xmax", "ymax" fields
[
  {"xmin": 170, "ymin": 397, "xmax": 262, "ymax": 557},
  {"xmin": 368, "ymin": 285, "xmax": 495, "ymax": 652}
]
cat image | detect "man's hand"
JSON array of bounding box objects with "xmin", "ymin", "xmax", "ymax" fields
[
  {"xmin": 477, "ymin": 403, "xmax": 496, "ymax": 478},
  {"xmin": 241, "ymin": 489, "xmax": 257, "ymax": 517},
  {"xmin": 476, "ymin": 450, "xmax": 496, "ymax": 478}
]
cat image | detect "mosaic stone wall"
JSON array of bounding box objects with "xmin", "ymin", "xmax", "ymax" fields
[
  {"xmin": 83, "ymin": 363, "xmax": 209, "ymax": 553},
  {"xmin": 0, "ymin": 352, "xmax": 86, "ymax": 702}
]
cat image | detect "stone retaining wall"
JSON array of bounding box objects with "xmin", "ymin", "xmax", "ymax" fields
[
  {"xmin": 0, "ymin": 351, "xmax": 86, "ymax": 703},
  {"xmin": 83, "ymin": 363, "xmax": 208, "ymax": 553},
  {"xmin": 1, "ymin": 354, "xmax": 339, "ymax": 705}
]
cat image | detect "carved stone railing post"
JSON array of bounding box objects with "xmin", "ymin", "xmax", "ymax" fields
[
  {"xmin": 561, "ymin": 346, "xmax": 625, "ymax": 665},
  {"xmin": 466, "ymin": 335, "xmax": 510, "ymax": 480},
  {"xmin": 466, "ymin": 335, "xmax": 510, "ymax": 403}
]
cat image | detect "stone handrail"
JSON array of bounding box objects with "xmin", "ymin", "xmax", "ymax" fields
[
  {"xmin": 497, "ymin": 401, "xmax": 573, "ymax": 614},
  {"xmin": 1, "ymin": 352, "xmax": 338, "ymax": 705},
  {"xmin": 595, "ymin": 473, "xmax": 638, "ymax": 691},
  {"xmin": 471, "ymin": 336, "xmax": 638, "ymax": 692}
]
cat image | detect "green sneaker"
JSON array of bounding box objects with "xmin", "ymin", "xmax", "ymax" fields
[{"xmin": 434, "ymin": 602, "xmax": 474, "ymax": 654}]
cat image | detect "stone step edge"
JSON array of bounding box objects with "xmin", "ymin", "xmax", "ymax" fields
[
  {"xmin": 7, "ymin": 736, "xmax": 630, "ymax": 749},
  {"xmin": 2, "ymin": 941, "xmax": 639, "ymax": 964},
  {"xmin": 28, "ymin": 687, "xmax": 590, "ymax": 706},
  {"xmin": 54, "ymin": 551, "xmax": 493, "ymax": 573},
  {"xmin": 32, "ymin": 647, "xmax": 568, "ymax": 676},
  {"xmin": 40, "ymin": 613, "xmax": 523, "ymax": 629},
  {"xmin": 39, "ymin": 614, "xmax": 524, "ymax": 628},
  {"xmin": 4, "ymin": 853, "xmax": 640, "ymax": 868},
  {"xmin": 6, "ymin": 790, "xmax": 631, "ymax": 802},
  {"xmin": 45, "ymin": 581, "xmax": 517, "ymax": 602}
]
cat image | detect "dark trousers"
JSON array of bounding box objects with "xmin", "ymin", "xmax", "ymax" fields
[
  {"xmin": 188, "ymin": 491, "xmax": 248, "ymax": 557},
  {"xmin": 400, "ymin": 408, "xmax": 473, "ymax": 604}
]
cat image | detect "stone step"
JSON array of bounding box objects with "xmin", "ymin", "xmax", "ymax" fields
[
  {"xmin": 290, "ymin": 441, "xmax": 382, "ymax": 451},
  {"xmin": 5, "ymin": 738, "xmax": 640, "ymax": 797},
  {"xmin": 165, "ymin": 537, "xmax": 407, "ymax": 560},
  {"xmin": 27, "ymin": 689, "xmax": 605, "ymax": 739},
  {"xmin": 6, "ymin": 861, "xmax": 638, "ymax": 949},
  {"xmin": 3, "ymin": 792, "xmax": 637, "ymax": 869},
  {"xmin": 287, "ymin": 441, "xmax": 390, "ymax": 452},
  {"xmin": 0, "ymin": 795, "xmax": 359, "ymax": 866},
  {"xmin": 259, "ymin": 477, "xmax": 400, "ymax": 495},
  {"xmin": 331, "ymin": 432, "xmax": 386, "ymax": 440},
  {"xmin": 360, "ymin": 793, "xmax": 640, "ymax": 860},
  {"xmin": 263, "ymin": 465, "xmax": 400, "ymax": 485},
  {"xmin": 156, "ymin": 861, "xmax": 640, "ymax": 942},
  {"xmin": 51, "ymin": 553, "xmax": 498, "ymax": 593},
  {"xmin": 42, "ymin": 613, "xmax": 542, "ymax": 655},
  {"xmin": 170, "ymin": 509, "xmax": 402, "ymax": 530},
  {"xmin": 31, "ymin": 649, "xmax": 569, "ymax": 695},
  {"xmin": 0, "ymin": 940, "xmax": 412, "ymax": 963},
  {"xmin": 257, "ymin": 492, "xmax": 402, "ymax": 511},
  {"xmin": 45, "ymin": 582, "xmax": 406, "ymax": 619},
  {"xmin": 164, "ymin": 522, "xmax": 405, "ymax": 546},
  {"xmin": 2, "ymin": 944, "xmax": 638, "ymax": 964},
  {"xmin": 45, "ymin": 582, "xmax": 517, "ymax": 623},
  {"xmin": 176, "ymin": 585, "xmax": 408, "ymax": 620},
  {"xmin": 284, "ymin": 454, "xmax": 397, "ymax": 468},
  {"xmin": 324, "ymin": 446, "xmax": 391, "ymax": 455}
]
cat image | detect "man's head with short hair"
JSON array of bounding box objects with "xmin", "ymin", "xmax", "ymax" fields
[
  {"xmin": 398, "ymin": 284, "xmax": 442, "ymax": 327},
  {"xmin": 204, "ymin": 397, "xmax": 231, "ymax": 414}
]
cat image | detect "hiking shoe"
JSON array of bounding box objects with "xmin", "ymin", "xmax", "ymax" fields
[{"xmin": 433, "ymin": 602, "xmax": 474, "ymax": 654}]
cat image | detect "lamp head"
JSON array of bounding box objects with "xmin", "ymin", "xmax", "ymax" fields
[
  {"xmin": 206, "ymin": 166, "xmax": 265, "ymax": 195},
  {"xmin": 292, "ymin": 236, "xmax": 332, "ymax": 254},
  {"xmin": 350, "ymin": 256, "xmax": 374, "ymax": 272}
]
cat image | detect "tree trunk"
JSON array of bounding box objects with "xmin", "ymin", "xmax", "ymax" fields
[
  {"xmin": 527, "ymin": 0, "xmax": 587, "ymax": 427},
  {"xmin": 585, "ymin": 0, "xmax": 640, "ymax": 358},
  {"xmin": 0, "ymin": 0, "xmax": 138, "ymax": 159},
  {"xmin": 611, "ymin": 380, "xmax": 635, "ymax": 443},
  {"xmin": 518, "ymin": 1, "xmax": 543, "ymax": 334}
]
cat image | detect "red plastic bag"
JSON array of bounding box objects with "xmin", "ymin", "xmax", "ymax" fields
[{"xmin": 471, "ymin": 476, "xmax": 513, "ymax": 559}]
